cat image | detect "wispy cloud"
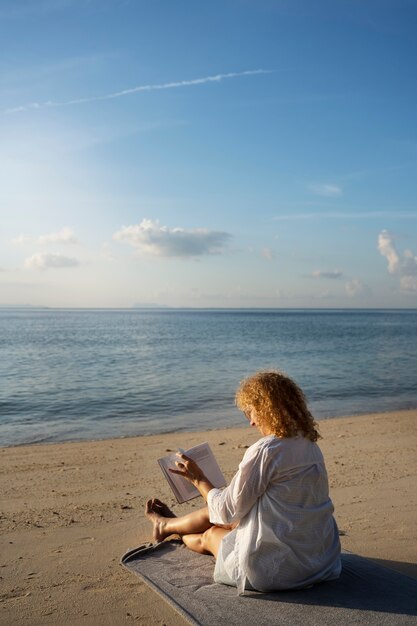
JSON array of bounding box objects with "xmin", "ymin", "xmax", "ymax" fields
[
  {"xmin": 274, "ymin": 211, "xmax": 417, "ymax": 221},
  {"xmin": 345, "ymin": 278, "xmax": 367, "ymax": 297},
  {"xmin": 4, "ymin": 70, "xmax": 271, "ymax": 114},
  {"xmin": 311, "ymin": 269, "xmax": 343, "ymax": 279},
  {"xmin": 113, "ymin": 219, "xmax": 231, "ymax": 258},
  {"xmin": 38, "ymin": 227, "xmax": 77, "ymax": 245},
  {"xmin": 400, "ymin": 276, "xmax": 417, "ymax": 292},
  {"xmin": 377, "ymin": 230, "xmax": 399, "ymax": 274},
  {"xmin": 12, "ymin": 227, "xmax": 78, "ymax": 246},
  {"xmin": 24, "ymin": 253, "xmax": 80, "ymax": 270},
  {"xmin": 10, "ymin": 235, "xmax": 32, "ymax": 246},
  {"xmin": 261, "ymin": 247, "xmax": 274, "ymax": 261},
  {"xmin": 378, "ymin": 230, "xmax": 417, "ymax": 292},
  {"xmin": 308, "ymin": 183, "xmax": 342, "ymax": 197}
]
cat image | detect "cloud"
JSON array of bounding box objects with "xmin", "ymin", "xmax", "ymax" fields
[
  {"xmin": 11, "ymin": 235, "xmax": 33, "ymax": 246},
  {"xmin": 24, "ymin": 253, "xmax": 80, "ymax": 270},
  {"xmin": 311, "ymin": 269, "xmax": 343, "ymax": 279},
  {"xmin": 12, "ymin": 227, "xmax": 77, "ymax": 246},
  {"xmin": 261, "ymin": 247, "xmax": 274, "ymax": 261},
  {"xmin": 400, "ymin": 276, "xmax": 417, "ymax": 293},
  {"xmin": 377, "ymin": 230, "xmax": 400, "ymax": 273},
  {"xmin": 4, "ymin": 69, "xmax": 271, "ymax": 114},
  {"xmin": 345, "ymin": 279, "xmax": 366, "ymax": 297},
  {"xmin": 309, "ymin": 184, "xmax": 342, "ymax": 197},
  {"xmin": 38, "ymin": 227, "xmax": 77, "ymax": 245},
  {"xmin": 113, "ymin": 219, "xmax": 232, "ymax": 258},
  {"xmin": 378, "ymin": 230, "xmax": 417, "ymax": 292}
]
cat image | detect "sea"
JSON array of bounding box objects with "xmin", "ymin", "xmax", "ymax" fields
[{"xmin": 1, "ymin": 308, "xmax": 416, "ymax": 447}]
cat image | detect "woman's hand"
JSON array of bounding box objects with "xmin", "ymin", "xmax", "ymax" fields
[
  {"xmin": 169, "ymin": 452, "xmax": 206, "ymax": 485},
  {"xmin": 169, "ymin": 452, "xmax": 215, "ymax": 502}
]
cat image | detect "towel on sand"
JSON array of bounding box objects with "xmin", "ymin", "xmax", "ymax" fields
[{"xmin": 121, "ymin": 540, "xmax": 417, "ymax": 626}]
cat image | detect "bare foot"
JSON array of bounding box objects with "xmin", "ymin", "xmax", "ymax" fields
[
  {"xmin": 145, "ymin": 499, "xmax": 173, "ymax": 542},
  {"xmin": 152, "ymin": 498, "xmax": 176, "ymax": 518}
]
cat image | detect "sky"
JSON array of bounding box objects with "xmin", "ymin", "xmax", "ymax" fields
[{"xmin": 1, "ymin": 0, "xmax": 416, "ymax": 308}]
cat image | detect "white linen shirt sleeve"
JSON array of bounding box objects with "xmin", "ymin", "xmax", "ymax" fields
[{"xmin": 207, "ymin": 437, "xmax": 275, "ymax": 525}]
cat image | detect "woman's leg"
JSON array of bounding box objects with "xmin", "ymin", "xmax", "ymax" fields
[
  {"xmin": 183, "ymin": 526, "xmax": 231, "ymax": 557},
  {"xmin": 145, "ymin": 499, "xmax": 213, "ymax": 542},
  {"xmin": 145, "ymin": 499, "xmax": 234, "ymax": 557}
]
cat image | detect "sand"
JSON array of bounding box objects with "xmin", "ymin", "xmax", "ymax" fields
[{"xmin": 1, "ymin": 409, "xmax": 416, "ymax": 626}]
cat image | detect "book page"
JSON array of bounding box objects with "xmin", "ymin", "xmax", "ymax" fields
[{"xmin": 157, "ymin": 442, "xmax": 227, "ymax": 504}]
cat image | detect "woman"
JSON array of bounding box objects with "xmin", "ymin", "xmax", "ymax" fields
[{"xmin": 145, "ymin": 371, "xmax": 341, "ymax": 595}]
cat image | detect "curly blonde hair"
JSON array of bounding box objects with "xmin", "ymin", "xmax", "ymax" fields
[{"xmin": 235, "ymin": 371, "xmax": 320, "ymax": 442}]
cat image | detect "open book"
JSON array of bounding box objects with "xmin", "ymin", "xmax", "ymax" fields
[{"xmin": 157, "ymin": 442, "xmax": 227, "ymax": 504}]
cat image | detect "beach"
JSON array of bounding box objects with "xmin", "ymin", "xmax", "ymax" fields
[{"xmin": 1, "ymin": 409, "xmax": 416, "ymax": 626}]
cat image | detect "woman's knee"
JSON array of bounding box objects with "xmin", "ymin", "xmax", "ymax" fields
[
  {"xmin": 200, "ymin": 526, "xmax": 214, "ymax": 551},
  {"xmin": 201, "ymin": 526, "xmax": 229, "ymax": 557},
  {"xmin": 184, "ymin": 529, "xmax": 214, "ymax": 555}
]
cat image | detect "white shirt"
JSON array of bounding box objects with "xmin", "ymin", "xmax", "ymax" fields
[{"xmin": 207, "ymin": 435, "xmax": 341, "ymax": 595}]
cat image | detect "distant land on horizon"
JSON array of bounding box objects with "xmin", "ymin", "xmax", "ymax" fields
[
  {"xmin": 1, "ymin": 305, "xmax": 416, "ymax": 311},
  {"xmin": 0, "ymin": 304, "xmax": 50, "ymax": 309},
  {"xmin": 132, "ymin": 303, "xmax": 170, "ymax": 309}
]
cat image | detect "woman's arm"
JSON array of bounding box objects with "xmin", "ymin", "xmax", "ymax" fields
[
  {"xmin": 207, "ymin": 440, "xmax": 273, "ymax": 525},
  {"xmin": 170, "ymin": 439, "xmax": 275, "ymax": 521}
]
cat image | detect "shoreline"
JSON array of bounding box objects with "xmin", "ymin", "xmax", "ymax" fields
[
  {"xmin": 1, "ymin": 408, "xmax": 416, "ymax": 625},
  {"xmin": 3, "ymin": 406, "xmax": 417, "ymax": 450}
]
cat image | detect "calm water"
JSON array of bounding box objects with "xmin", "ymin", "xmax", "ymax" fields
[{"xmin": 1, "ymin": 308, "xmax": 416, "ymax": 446}]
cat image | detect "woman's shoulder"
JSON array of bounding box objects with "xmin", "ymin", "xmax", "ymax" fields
[
  {"xmin": 247, "ymin": 434, "xmax": 323, "ymax": 461},
  {"xmin": 251, "ymin": 433, "xmax": 312, "ymax": 448},
  {"xmin": 239, "ymin": 435, "xmax": 324, "ymax": 473},
  {"xmin": 244, "ymin": 433, "xmax": 323, "ymax": 453},
  {"xmin": 239, "ymin": 435, "xmax": 276, "ymax": 464},
  {"xmin": 243, "ymin": 435, "xmax": 283, "ymax": 460}
]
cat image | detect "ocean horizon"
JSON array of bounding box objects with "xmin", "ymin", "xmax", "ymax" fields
[{"xmin": 1, "ymin": 307, "xmax": 416, "ymax": 447}]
